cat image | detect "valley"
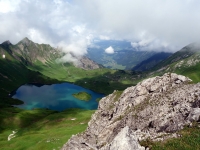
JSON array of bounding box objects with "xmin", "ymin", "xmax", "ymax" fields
[
  {"xmin": 0, "ymin": 1, "xmax": 199, "ymax": 149},
  {"xmin": 87, "ymin": 40, "xmax": 172, "ymax": 70},
  {"xmin": 0, "ymin": 38, "xmax": 144, "ymax": 150},
  {"xmin": 0, "ymin": 38, "xmax": 200, "ymax": 150}
]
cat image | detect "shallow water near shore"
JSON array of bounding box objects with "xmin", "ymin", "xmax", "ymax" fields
[{"xmin": 12, "ymin": 83, "xmax": 104, "ymax": 111}]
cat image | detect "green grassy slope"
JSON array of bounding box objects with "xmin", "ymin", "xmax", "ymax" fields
[
  {"xmin": 29, "ymin": 60, "xmax": 141, "ymax": 94},
  {"xmin": 152, "ymin": 43, "xmax": 199, "ymax": 70},
  {"xmin": 150, "ymin": 43, "xmax": 200, "ymax": 83},
  {"xmin": 0, "ymin": 108, "xmax": 94, "ymax": 150},
  {"xmin": 0, "ymin": 46, "xmax": 58, "ymax": 107}
]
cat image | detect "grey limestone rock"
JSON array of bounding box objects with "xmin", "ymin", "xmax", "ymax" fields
[
  {"xmin": 75, "ymin": 56, "xmax": 101, "ymax": 70},
  {"xmin": 62, "ymin": 73, "xmax": 200, "ymax": 150},
  {"xmin": 100, "ymin": 126, "xmax": 145, "ymax": 150}
]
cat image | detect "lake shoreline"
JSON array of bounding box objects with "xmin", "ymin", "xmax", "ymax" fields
[{"xmin": 11, "ymin": 82, "xmax": 105, "ymax": 111}]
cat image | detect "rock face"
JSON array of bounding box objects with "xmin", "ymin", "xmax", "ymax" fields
[
  {"xmin": 102, "ymin": 126, "xmax": 145, "ymax": 150},
  {"xmin": 15, "ymin": 37, "xmax": 59, "ymax": 64},
  {"xmin": 0, "ymin": 37, "xmax": 100, "ymax": 70},
  {"xmin": 76, "ymin": 56, "xmax": 101, "ymax": 70},
  {"xmin": 62, "ymin": 73, "xmax": 200, "ymax": 150}
]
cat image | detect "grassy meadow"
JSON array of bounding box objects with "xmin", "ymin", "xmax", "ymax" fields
[{"xmin": 0, "ymin": 108, "xmax": 94, "ymax": 150}]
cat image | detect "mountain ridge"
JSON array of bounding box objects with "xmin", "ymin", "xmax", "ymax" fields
[
  {"xmin": 133, "ymin": 52, "xmax": 172, "ymax": 71},
  {"xmin": 148, "ymin": 42, "xmax": 200, "ymax": 83},
  {"xmin": 0, "ymin": 37, "xmax": 101, "ymax": 70},
  {"xmin": 152, "ymin": 42, "xmax": 200, "ymax": 70}
]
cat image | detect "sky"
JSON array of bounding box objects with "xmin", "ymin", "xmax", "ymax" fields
[{"xmin": 0, "ymin": 0, "xmax": 200, "ymax": 57}]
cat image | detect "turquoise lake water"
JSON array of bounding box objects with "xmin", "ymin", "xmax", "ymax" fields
[{"xmin": 12, "ymin": 83, "xmax": 104, "ymax": 111}]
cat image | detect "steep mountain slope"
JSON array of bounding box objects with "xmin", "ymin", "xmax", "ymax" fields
[
  {"xmin": 153, "ymin": 43, "xmax": 200, "ymax": 69},
  {"xmin": 133, "ymin": 52, "xmax": 172, "ymax": 71},
  {"xmin": 8, "ymin": 37, "xmax": 100, "ymax": 70},
  {"xmin": 14, "ymin": 37, "xmax": 60, "ymax": 65},
  {"xmin": 62, "ymin": 73, "xmax": 200, "ymax": 150},
  {"xmin": 0, "ymin": 41, "xmax": 57, "ymax": 107},
  {"xmin": 151, "ymin": 43, "xmax": 200, "ymax": 82}
]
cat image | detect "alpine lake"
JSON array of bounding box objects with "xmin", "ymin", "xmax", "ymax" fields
[{"xmin": 11, "ymin": 83, "xmax": 105, "ymax": 111}]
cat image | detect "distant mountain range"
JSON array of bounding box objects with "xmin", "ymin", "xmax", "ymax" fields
[{"xmin": 87, "ymin": 40, "xmax": 172, "ymax": 70}]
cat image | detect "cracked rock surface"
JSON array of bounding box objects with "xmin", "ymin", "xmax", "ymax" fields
[{"xmin": 62, "ymin": 73, "xmax": 200, "ymax": 150}]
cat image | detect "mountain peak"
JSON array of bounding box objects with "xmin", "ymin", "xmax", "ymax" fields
[
  {"xmin": 21, "ymin": 37, "xmax": 30, "ymax": 42},
  {"xmin": 18, "ymin": 37, "xmax": 33, "ymax": 45},
  {"xmin": 1, "ymin": 40, "xmax": 12, "ymax": 46}
]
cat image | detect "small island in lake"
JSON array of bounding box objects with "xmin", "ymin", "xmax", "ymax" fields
[{"xmin": 72, "ymin": 92, "xmax": 92, "ymax": 101}]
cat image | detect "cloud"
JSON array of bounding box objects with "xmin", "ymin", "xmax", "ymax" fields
[
  {"xmin": 0, "ymin": 0, "xmax": 21, "ymax": 13},
  {"xmin": 99, "ymin": 35, "xmax": 110, "ymax": 40},
  {"xmin": 56, "ymin": 53, "xmax": 79, "ymax": 65},
  {"xmin": 105, "ymin": 46, "xmax": 114, "ymax": 54},
  {"xmin": 77, "ymin": 0, "xmax": 200, "ymax": 51},
  {"xmin": 0, "ymin": 0, "xmax": 200, "ymax": 57},
  {"xmin": 0, "ymin": 0, "xmax": 92, "ymax": 63}
]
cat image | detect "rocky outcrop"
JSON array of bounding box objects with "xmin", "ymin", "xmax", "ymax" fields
[
  {"xmin": 102, "ymin": 126, "xmax": 145, "ymax": 150},
  {"xmin": 62, "ymin": 73, "xmax": 200, "ymax": 150},
  {"xmin": 76, "ymin": 56, "xmax": 101, "ymax": 70}
]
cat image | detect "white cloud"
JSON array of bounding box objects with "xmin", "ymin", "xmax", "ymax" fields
[
  {"xmin": 0, "ymin": 0, "xmax": 92, "ymax": 63},
  {"xmin": 0, "ymin": 0, "xmax": 20, "ymax": 13},
  {"xmin": 99, "ymin": 35, "xmax": 110, "ymax": 40},
  {"xmin": 0, "ymin": 0, "xmax": 200, "ymax": 55},
  {"xmin": 105, "ymin": 46, "xmax": 114, "ymax": 54},
  {"xmin": 77, "ymin": 0, "xmax": 200, "ymax": 51},
  {"xmin": 56, "ymin": 53, "xmax": 79, "ymax": 65}
]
